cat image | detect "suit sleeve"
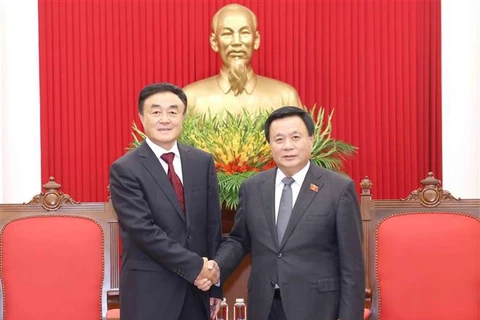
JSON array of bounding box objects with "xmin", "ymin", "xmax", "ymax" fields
[
  {"xmin": 205, "ymin": 155, "xmax": 223, "ymax": 298},
  {"xmin": 214, "ymin": 184, "xmax": 252, "ymax": 283},
  {"xmin": 109, "ymin": 161, "xmax": 204, "ymax": 284},
  {"xmin": 336, "ymin": 180, "xmax": 365, "ymax": 320}
]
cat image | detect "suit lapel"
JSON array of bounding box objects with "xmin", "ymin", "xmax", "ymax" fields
[
  {"xmin": 138, "ymin": 141, "xmax": 185, "ymax": 222},
  {"xmin": 178, "ymin": 144, "xmax": 193, "ymax": 228},
  {"xmin": 260, "ymin": 169, "xmax": 279, "ymax": 248},
  {"xmin": 279, "ymin": 164, "xmax": 324, "ymax": 249}
]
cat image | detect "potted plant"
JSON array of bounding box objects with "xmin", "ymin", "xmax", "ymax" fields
[{"xmin": 130, "ymin": 106, "xmax": 356, "ymax": 212}]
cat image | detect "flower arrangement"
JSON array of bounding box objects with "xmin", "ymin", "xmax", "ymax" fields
[{"xmin": 130, "ymin": 106, "xmax": 356, "ymax": 210}]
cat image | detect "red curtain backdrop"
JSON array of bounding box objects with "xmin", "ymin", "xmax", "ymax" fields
[{"xmin": 38, "ymin": 0, "xmax": 441, "ymax": 202}]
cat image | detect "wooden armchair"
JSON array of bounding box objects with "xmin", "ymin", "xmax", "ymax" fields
[
  {"xmin": 360, "ymin": 172, "xmax": 479, "ymax": 320},
  {"xmin": 0, "ymin": 177, "xmax": 120, "ymax": 320}
]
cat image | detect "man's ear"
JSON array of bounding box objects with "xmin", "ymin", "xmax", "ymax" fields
[
  {"xmin": 254, "ymin": 31, "xmax": 260, "ymax": 50},
  {"xmin": 308, "ymin": 135, "xmax": 314, "ymax": 148},
  {"xmin": 210, "ymin": 33, "xmax": 219, "ymax": 52}
]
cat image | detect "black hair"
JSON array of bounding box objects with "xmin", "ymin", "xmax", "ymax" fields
[
  {"xmin": 264, "ymin": 106, "xmax": 315, "ymax": 142},
  {"xmin": 138, "ymin": 82, "xmax": 188, "ymax": 115}
]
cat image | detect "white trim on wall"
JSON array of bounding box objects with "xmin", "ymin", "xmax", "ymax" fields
[
  {"xmin": 0, "ymin": 0, "xmax": 41, "ymax": 202},
  {"xmin": 442, "ymin": 0, "xmax": 480, "ymax": 198}
]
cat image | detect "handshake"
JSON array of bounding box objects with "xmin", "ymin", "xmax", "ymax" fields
[{"xmin": 194, "ymin": 257, "xmax": 220, "ymax": 291}]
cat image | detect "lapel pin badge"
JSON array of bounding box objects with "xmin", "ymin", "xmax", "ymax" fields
[{"xmin": 310, "ymin": 183, "xmax": 319, "ymax": 193}]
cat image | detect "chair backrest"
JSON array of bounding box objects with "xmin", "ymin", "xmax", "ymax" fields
[
  {"xmin": 0, "ymin": 177, "xmax": 120, "ymax": 320},
  {"xmin": 360, "ymin": 172, "xmax": 480, "ymax": 320}
]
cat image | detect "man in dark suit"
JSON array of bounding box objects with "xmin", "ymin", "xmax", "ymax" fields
[
  {"xmin": 109, "ymin": 82, "xmax": 222, "ymax": 320},
  {"xmin": 207, "ymin": 106, "xmax": 365, "ymax": 320}
]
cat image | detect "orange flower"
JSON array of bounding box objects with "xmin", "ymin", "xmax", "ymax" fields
[
  {"xmin": 215, "ymin": 156, "xmax": 261, "ymax": 173},
  {"xmin": 261, "ymin": 159, "xmax": 276, "ymax": 170}
]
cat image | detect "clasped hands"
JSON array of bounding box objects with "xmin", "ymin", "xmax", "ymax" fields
[{"xmin": 194, "ymin": 257, "xmax": 220, "ymax": 291}]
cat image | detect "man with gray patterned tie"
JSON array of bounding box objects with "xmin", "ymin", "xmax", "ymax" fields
[{"xmin": 210, "ymin": 107, "xmax": 365, "ymax": 320}]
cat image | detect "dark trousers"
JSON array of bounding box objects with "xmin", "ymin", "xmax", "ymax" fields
[
  {"xmin": 268, "ymin": 290, "xmax": 288, "ymax": 320},
  {"xmin": 179, "ymin": 285, "xmax": 208, "ymax": 320}
]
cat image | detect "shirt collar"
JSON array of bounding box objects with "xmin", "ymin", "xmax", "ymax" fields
[
  {"xmin": 217, "ymin": 69, "xmax": 257, "ymax": 95},
  {"xmin": 275, "ymin": 161, "xmax": 311, "ymax": 187},
  {"xmin": 145, "ymin": 138, "xmax": 180, "ymax": 160}
]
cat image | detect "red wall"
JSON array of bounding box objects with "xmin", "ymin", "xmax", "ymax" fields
[{"xmin": 38, "ymin": 0, "xmax": 441, "ymax": 201}]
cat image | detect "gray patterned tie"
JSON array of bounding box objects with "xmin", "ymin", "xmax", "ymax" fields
[{"xmin": 277, "ymin": 177, "xmax": 295, "ymax": 244}]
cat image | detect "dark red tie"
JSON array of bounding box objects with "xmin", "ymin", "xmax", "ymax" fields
[{"xmin": 160, "ymin": 152, "xmax": 185, "ymax": 212}]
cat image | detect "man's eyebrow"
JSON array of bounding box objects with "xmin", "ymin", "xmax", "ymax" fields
[
  {"xmin": 151, "ymin": 104, "xmax": 179, "ymax": 109},
  {"xmin": 220, "ymin": 26, "xmax": 234, "ymax": 31},
  {"xmin": 274, "ymin": 130, "xmax": 301, "ymax": 137}
]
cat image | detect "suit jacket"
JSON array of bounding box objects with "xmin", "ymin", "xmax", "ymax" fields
[
  {"xmin": 215, "ymin": 164, "xmax": 365, "ymax": 320},
  {"xmin": 109, "ymin": 141, "xmax": 222, "ymax": 320}
]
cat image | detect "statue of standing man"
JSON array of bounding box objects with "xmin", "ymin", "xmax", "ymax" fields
[{"xmin": 184, "ymin": 4, "xmax": 302, "ymax": 115}]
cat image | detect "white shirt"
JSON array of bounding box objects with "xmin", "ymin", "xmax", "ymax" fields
[
  {"xmin": 145, "ymin": 138, "xmax": 183, "ymax": 183},
  {"xmin": 274, "ymin": 161, "xmax": 310, "ymax": 224}
]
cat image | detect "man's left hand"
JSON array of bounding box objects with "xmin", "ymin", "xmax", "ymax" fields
[{"xmin": 209, "ymin": 297, "xmax": 221, "ymax": 319}]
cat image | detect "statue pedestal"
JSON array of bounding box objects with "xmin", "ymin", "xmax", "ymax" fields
[{"xmin": 221, "ymin": 206, "xmax": 236, "ymax": 233}]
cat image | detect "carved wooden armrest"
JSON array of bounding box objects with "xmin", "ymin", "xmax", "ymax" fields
[
  {"xmin": 364, "ymin": 288, "xmax": 372, "ymax": 309},
  {"xmin": 107, "ymin": 289, "xmax": 120, "ymax": 310}
]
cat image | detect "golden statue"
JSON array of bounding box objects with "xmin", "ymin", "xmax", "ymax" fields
[{"xmin": 184, "ymin": 4, "xmax": 302, "ymax": 115}]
